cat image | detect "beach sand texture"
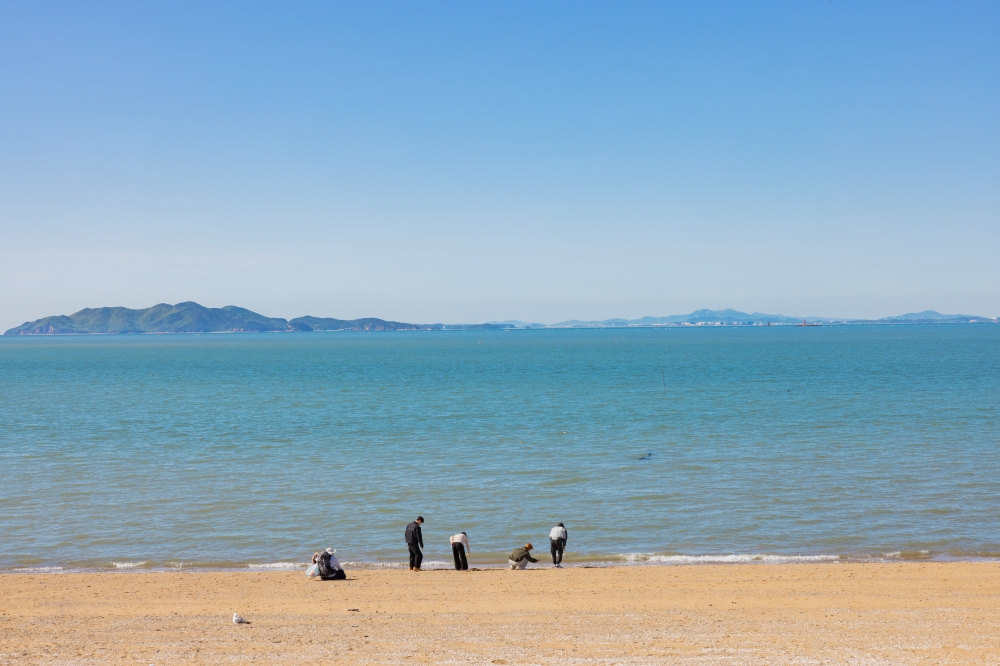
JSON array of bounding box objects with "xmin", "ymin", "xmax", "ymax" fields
[{"xmin": 2, "ymin": 563, "xmax": 999, "ymax": 665}]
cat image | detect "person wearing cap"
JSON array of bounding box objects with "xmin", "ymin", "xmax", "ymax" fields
[
  {"xmin": 450, "ymin": 532, "xmax": 470, "ymax": 570},
  {"xmin": 405, "ymin": 516, "xmax": 425, "ymax": 571},
  {"xmin": 549, "ymin": 522, "xmax": 568, "ymax": 567},
  {"xmin": 508, "ymin": 543, "xmax": 538, "ymax": 570}
]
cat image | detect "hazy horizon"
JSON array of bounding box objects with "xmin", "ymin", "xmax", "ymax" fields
[
  {"xmin": 2, "ymin": 2, "xmax": 998, "ymax": 331},
  {"xmin": 5, "ymin": 299, "xmax": 999, "ymax": 332},
  {"xmin": 4, "ymin": 301, "xmax": 996, "ymax": 333}
]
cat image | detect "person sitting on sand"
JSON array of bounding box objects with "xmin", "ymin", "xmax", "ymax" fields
[
  {"xmin": 317, "ymin": 548, "xmax": 346, "ymax": 580},
  {"xmin": 306, "ymin": 552, "xmax": 321, "ymax": 577},
  {"xmin": 508, "ymin": 543, "xmax": 538, "ymax": 570}
]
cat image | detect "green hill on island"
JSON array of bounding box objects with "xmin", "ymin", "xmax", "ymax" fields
[
  {"xmin": 288, "ymin": 316, "xmax": 422, "ymax": 332},
  {"xmin": 4, "ymin": 302, "xmax": 421, "ymax": 335}
]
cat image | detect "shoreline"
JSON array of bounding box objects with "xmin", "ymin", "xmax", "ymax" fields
[
  {"xmin": 3, "ymin": 561, "xmax": 999, "ymax": 664},
  {"xmin": 5, "ymin": 550, "xmax": 999, "ymax": 575}
]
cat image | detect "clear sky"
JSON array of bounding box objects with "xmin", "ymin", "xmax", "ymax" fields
[{"xmin": 1, "ymin": 1, "xmax": 998, "ymax": 328}]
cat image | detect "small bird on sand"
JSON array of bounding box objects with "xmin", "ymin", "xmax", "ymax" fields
[{"xmin": 232, "ymin": 613, "xmax": 250, "ymax": 624}]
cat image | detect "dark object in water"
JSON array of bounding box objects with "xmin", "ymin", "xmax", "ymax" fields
[{"xmin": 638, "ymin": 452, "xmax": 653, "ymax": 460}]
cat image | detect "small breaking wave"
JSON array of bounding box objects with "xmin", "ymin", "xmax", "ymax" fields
[
  {"xmin": 247, "ymin": 562, "xmax": 305, "ymax": 570},
  {"xmin": 9, "ymin": 566, "xmax": 64, "ymax": 573},
  {"xmin": 618, "ymin": 553, "xmax": 842, "ymax": 565},
  {"xmin": 342, "ymin": 559, "xmax": 452, "ymax": 569},
  {"xmin": 882, "ymin": 550, "xmax": 931, "ymax": 560},
  {"xmin": 411, "ymin": 559, "xmax": 451, "ymax": 568},
  {"xmin": 111, "ymin": 561, "xmax": 148, "ymax": 569},
  {"xmin": 342, "ymin": 561, "xmax": 407, "ymax": 569}
]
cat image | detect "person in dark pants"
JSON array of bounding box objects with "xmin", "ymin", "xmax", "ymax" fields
[
  {"xmin": 317, "ymin": 548, "xmax": 347, "ymax": 580},
  {"xmin": 405, "ymin": 516, "xmax": 424, "ymax": 570},
  {"xmin": 450, "ymin": 531, "xmax": 470, "ymax": 570},
  {"xmin": 549, "ymin": 522, "xmax": 568, "ymax": 567}
]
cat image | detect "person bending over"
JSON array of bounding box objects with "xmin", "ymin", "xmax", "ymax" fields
[
  {"xmin": 450, "ymin": 531, "xmax": 470, "ymax": 570},
  {"xmin": 549, "ymin": 522, "xmax": 568, "ymax": 567},
  {"xmin": 508, "ymin": 543, "xmax": 538, "ymax": 570}
]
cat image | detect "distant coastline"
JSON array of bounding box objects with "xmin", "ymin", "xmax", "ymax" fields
[{"xmin": 4, "ymin": 302, "xmax": 997, "ymax": 335}]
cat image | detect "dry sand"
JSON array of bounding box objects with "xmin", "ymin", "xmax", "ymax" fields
[{"xmin": 2, "ymin": 562, "xmax": 999, "ymax": 664}]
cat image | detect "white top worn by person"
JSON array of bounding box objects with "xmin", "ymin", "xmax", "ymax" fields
[
  {"xmin": 549, "ymin": 525, "xmax": 568, "ymax": 541},
  {"xmin": 449, "ymin": 533, "xmax": 470, "ymax": 549}
]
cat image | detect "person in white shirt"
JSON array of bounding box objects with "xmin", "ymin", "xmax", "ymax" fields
[
  {"xmin": 450, "ymin": 532, "xmax": 470, "ymax": 570},
  {"xmin": 317, "ymin": 547, "xmax": 345, "ymax": 580},
  {"xmin": 549, "ymin": 523, "xmax": 568, "ymax": 567}
]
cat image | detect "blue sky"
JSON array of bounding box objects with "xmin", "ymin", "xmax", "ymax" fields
[{"xmin": 1, "ymin": 1, "xmax": 998, "ymax": 328}]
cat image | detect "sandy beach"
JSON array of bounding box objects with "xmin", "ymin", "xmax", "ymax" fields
[{"xmin": 2, "ymin": 562, "xmax": 999, "ymax": 664}]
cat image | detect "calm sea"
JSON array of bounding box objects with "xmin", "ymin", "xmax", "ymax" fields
[{"xmin": 1, "ymin": 326, "xmax": 998, "ymax": 571}]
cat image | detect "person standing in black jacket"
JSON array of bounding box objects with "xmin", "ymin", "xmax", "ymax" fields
[{"xmin": 405, "ymin": 516, "xmax": 424, "ymax": 570}]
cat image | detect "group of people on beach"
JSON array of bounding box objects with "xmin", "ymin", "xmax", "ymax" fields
[
  {"xmin": 309, "ymin": 516, "xmax": 569, "ymax": 579},
  {"xmin": 407, "ymin": 516, "xmax": 568, "ymax": 571}
]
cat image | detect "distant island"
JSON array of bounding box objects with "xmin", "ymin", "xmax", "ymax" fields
[
  {"xmin": 525, "ymin": 309, "xmax": 997, "ymax": 328},
  {"xmin": 4, "ymin": 303, "xmax": 996, "ymax": 335},
  {"xmin": 3, "ymin": 302, "xmax": 513, "ymax": 335}
]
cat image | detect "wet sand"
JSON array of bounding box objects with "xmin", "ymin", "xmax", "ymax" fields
[{"xmin": 2, "ymin": 562, "xmax": 999, "ymax": 664}]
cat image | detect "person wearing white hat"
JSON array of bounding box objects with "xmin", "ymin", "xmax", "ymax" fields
[{"xmin": 317, "ymin": 547, "xmax": 345, "ymax": 580}]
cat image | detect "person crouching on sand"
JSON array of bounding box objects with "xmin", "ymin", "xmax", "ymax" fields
[
  {"xmin": 509, "ymin": 543, "xmax": 538, "ymax": 570},
  {"xmin": 450, "ymin": 531, "xmax": 470, "ymax": 570}
]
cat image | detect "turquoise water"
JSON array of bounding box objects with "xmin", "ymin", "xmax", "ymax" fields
[{"xmin": 1, "ymin": 326, "xmax": 998, "ymax": 571}]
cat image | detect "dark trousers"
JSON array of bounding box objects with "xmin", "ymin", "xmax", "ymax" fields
[
  {"xmin": 452, "ymin": 542, "xmax": 468, "ymax": 570},
  {"xmin": 550, "ymin": 538, "xmax": 565, "ymax": 565},
  {"xmin": 321, "ymin": 569, "xmax": 346, "ymax": 580},
  {"xmin": 408, "ymin": 544, "xmax": 423, "ymax": 569}
]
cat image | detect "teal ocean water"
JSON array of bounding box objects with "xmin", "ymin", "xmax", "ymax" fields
[{"xmin": 1, "ymin": 326, "xmax": 998, "ymax": 572}]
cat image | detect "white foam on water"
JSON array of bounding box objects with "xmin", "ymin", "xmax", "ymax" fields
[
  {"xmin": 247, "ymin": 562, "xmax": 305, "ymax": 570},
  {"xmin": 884, "ymin": 550, "xmax": 933, "ymax": 558},
  {"xmin": 111, "ymin": 561, "xmax": 147, "ymax": 569},
  {"xmin": 10, "ymin": 566, "xmax": 64, "ymax": 573},
  {"xmin": 618, "ymin": 553, "xmax": 841, "ymax": 565},
  {"xmin": 342, "ymin": 561, "xmax": 407, "ymax": 569},
  {"xmin": 342, "ymin": 559, "xmax": 453, "ymax": 569}
]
